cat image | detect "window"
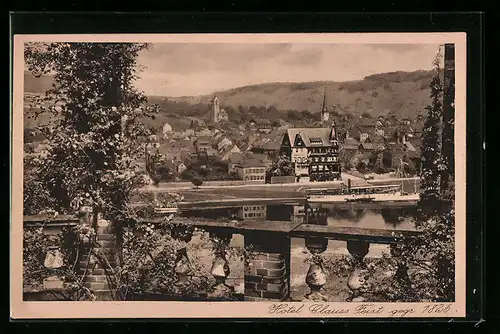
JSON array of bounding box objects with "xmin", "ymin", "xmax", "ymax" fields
[
  {"xmin": 310, "ymin": 137, "xmax": 322, "ymax": 144},
  {"xmin": 327, "ymin": 157, "xmax": 333, "ymax": 162},
  {"xmin": 320, "ymin": 157, "xmax": 325, "ymax": 162},
  {"xmin": 318, "ymin": 165, "xmax": 324, "ymax": 171},
  {"xmin": 244, "ymin": 207, "xmax": 249, "ymax": 211},
  {"xmin": 244, "ymin": 213, "xmax": 248, "ymax": 218}
]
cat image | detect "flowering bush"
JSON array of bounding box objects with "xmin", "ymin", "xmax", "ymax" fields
[{"xmin": 23, "ymin": 226, "xmax": 96, "ymax": 301}]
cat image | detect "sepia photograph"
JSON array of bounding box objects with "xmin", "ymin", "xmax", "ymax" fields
[{"xmin": 11, "ymin": 33, "xmax": 466, "ymax": 318}]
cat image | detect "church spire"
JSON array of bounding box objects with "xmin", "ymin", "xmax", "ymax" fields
[
  {"xmin": 321, "ymin": 85, "xmax": 327, "ymax": 112},
  {"xmin": 321, "ymin": 85, "xmax": 330, "ymax": 122}
]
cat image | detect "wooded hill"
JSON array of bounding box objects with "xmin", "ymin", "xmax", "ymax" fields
[{"xmin": 24, "ymin": 69, "xmax": 436, "ymax": 130}]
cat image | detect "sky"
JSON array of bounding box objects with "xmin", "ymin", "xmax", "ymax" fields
[{"xmin": 134, "ymin": 43, "xmax": 441, "ymax": 97}]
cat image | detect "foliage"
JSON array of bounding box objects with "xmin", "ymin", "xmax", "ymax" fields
[
  {"xmin": 23, "ymin": 155, "xmax": 57, "ymax": 215},
  {"xmin": 386, "ymin": 49, "xmax": 455, "ymax": 302},
  {"xmin": 23, "ymin": 225, "xmax": 96, "ymax": 301},
  {"xmin": 356, "ymin": 161, "xmax": 367, "ymax": 174},
  {"xmin": 191, "ymin": 177, "xmax": 203, "ymax": 188},
  {"xmin": 24, "ymin": 42, "xmax": 158, "ymax": 223},
  {"xmin": 22, "ymin": 43, "xmax": 215, "ymax": 301},
  {"xmin": 115, "ymin": 219, "xmax": 211, "ymax": 300},
  {"xmin": 268, "ymin": 154, "xmax": 294, "ymax": 177},
  {"xmin": 419, "ymin": 51, "xmax": 444, "ymax": 217}
]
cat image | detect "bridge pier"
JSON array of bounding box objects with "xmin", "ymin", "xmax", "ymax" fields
[{"xmin": 244, "ymin": 232, "xmax": 291, "ymax": 301}]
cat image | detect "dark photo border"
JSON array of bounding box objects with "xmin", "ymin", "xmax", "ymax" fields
[{"xmin": 8, "ymin": 11, "xmax": 486, "ymax": 331}]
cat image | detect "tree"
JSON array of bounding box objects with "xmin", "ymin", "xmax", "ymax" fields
[
  {"xmin": 385, "ymin": 49, "xmax": 455, "ymax": 303},
  {"xmin": 191, "ymin": 177, "xmax": 203, "ymax": 188},
  {"xmin": 268, "ymin": 154, "xmax": 294, "ymax": 177},
  {"xmin": 23, "ymin": 43, "xmax": 213, "ymax": 301},
  {"xmin": 419, "ymin": 50, "xmax": 444, "ymax": 218},
  {"xmin": 356, "ymin": 161, "xmax": 367, "ymax": 174},
  {"xmin": 24, "ymin": 42, "xmax": 158, "ymax": 223},
  {"xmin": 441, "ymin": 44, "xmax": 455, "ymax": 199}
]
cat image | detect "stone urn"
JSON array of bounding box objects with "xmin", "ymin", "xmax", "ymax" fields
[
  {"xmin": 305, "ymin": 263, "xmax": 328, "ymax": 302},
  {"xmin": 174, "ymin": 248, "xmax": 193, "ymax": 285},
  {"xmin": 208, "ymin": 257, "xmax": 233, "ymax": 299},
  {"xmin": 347, "ymin": 267, "xmax": 367, "ymax": 301},
  {"xmin": 44, "ymin": 246, "xmax": 64, "ymax": 269}
]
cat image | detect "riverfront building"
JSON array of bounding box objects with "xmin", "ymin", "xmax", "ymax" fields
[
  {"xmin": 234, "ymin": 158, "xmax": 266, "ymax": 184},
  {"xmin": 279, "ymin": 122, "xmax": 341, "ymax": 182}
]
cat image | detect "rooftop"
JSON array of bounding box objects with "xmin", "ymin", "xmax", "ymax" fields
[
  {"xmin": 251, "ymin": 118, "xmax": 272, "ymax": 126},
  {"xmin": 286, "ymin": 127, "xmax": 334, "ymax": 147},
  {"xmin": 239, "ymin": 158, "xmax": 266, "ymax": 168}
]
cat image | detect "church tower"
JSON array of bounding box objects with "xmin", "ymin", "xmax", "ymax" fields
[
  {"xmin": 211, "ymin": 96, "xmax": 220, "ymax": 122},
  {"xmin": 320, "ymin": 85, "xmax": 329, "ymax": 122},
  {"xmin": 329, "ymin": 117, "xmax": 337, "ymax": 143}
]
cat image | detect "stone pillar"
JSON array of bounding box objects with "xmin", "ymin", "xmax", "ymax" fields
[
  {"xmin": 244, "ymin": 232, "xmax": 291, "ymax": 301},
  {"xmin": 171, "ymin": 224, "xmax": 194, "ymax": 287},
  {"xmin": 304, "ymin": 204, "xmax": 329, "ymax": 301},
  {"xmin": 207, "ymin": 231, "xmax": 234, "ymax": 299},
  {"xmin": 346, "ymin": 240, "xmax": 370, "ymax": 302},
  {"xmin": 304, "ymin": 238, "xmax": 328, "ymax": 301},
  {"xmin": 77, "ymin": 216, "xmax": 118, "ymax": 301}
]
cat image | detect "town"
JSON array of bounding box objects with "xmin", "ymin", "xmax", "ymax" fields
[{"xmin": 72, "ymin": 87, "xmax": 423, "ymax": 188}]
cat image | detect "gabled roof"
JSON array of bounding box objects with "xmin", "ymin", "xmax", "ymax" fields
[
  {"xmin": 245, "ymin": 152, "xmax": 271, "ymax": 163},
  {"xmin": 238, "ymin": 158, "xmax": 266, "ymax": 168},
  {"xmin": 343, "ymin": 137, "xmax": 360, "ymax": 150},
  {"xmin": 194, "ymin": 136, "xmax": 211, "ymax": 145},
  {"xmin": 384, "ymin": 115, "xmax": 400, "ymax": 126},
  {"xmin": 286, "ymin": 127, "xmax": 333, "ymax": 147},
  {"xmin": 251, "ymin": 118, "xmax": 272, "ymax": 126},
  {"xmin": 358, "ymin": 118, "xmax": 376, "ymax": 127},
  {"xmin": 228, "ymin": 152, "xmax": 244, "ymax": 164},
  {"xmin": 262, "ymin": 141, "xmax": 281, "ymax": 151},
  {"xmin": 359, "ymin": 143, "xmax": 376, "ymax": 150},
  {"xmin": 220, "ymin": 144, "xmax": 240, "ymax": 158},
  {"xmin": 382, "ymin": 126, "xmax": 398, "ymax": 136},
  {"xmin": 369, "ymin": 134, "xmax": 386, "ymax": 144}
]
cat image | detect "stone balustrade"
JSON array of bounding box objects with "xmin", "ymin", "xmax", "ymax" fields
[{"xmin": 23, "ymin": 205, "xmax": 416, "ymax": 302}]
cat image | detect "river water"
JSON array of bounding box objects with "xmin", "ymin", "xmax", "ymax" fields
[{"xmin": 226, "ymin": 208, "xmax": 417, "ymax": 258}]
